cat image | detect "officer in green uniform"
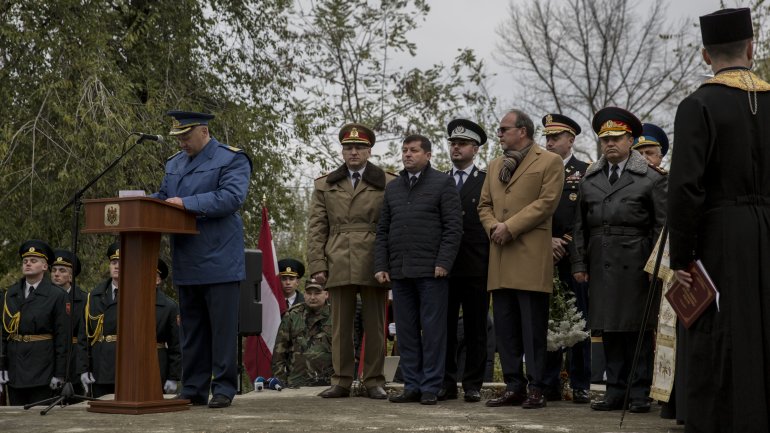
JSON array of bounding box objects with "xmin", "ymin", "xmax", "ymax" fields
[
  {"xmin": 271, "ymin": 279, "xmax": 332, "ymax": 387},
  {"xmin": 80, "ymin": 242, "xmax": 120, "ymax": 398},
  {"xmin": 155, "ymin": 259, "xmax": 181, "ymax": 395},
  {"xmin": 1, "ymin": 240, "xmax": 68, "ymax": 405}
]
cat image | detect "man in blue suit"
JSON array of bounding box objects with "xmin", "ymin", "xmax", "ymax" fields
[{"xmin": 153, "ymin": 110, "xmax": 252, "ymax": 408}]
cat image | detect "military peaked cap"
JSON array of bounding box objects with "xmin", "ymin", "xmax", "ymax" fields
[
  {"xmin": 633, "ymin": 123, "xmax": 669, "ymax": 157},
  {"xmin": 278, "ymin": 258, "xmax": 305, "ymax": 278},
  {"xmin": 19, "ymin": 240, "xmax": 54, "ymax": 264},
  {"xmin": 542, "ymin": 113, "xmax": 581, "ymax": 136},
  {"xmin": 447, "ymin": 118, "xmax": 487, "ymax": 145},
  {"xmin": 592, "ymin": 107, "xmax": 643, "ymax": 138}
]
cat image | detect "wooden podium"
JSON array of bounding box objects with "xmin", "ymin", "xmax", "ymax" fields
[{"xmin": 82, "ymin": 197, "xmax": 197, "ymax": 414}]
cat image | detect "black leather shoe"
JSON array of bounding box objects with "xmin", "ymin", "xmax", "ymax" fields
[
  {"xmin": 366, "ymin": 386, "xmax": 387, "ymax": 400},
  {"xmin": 389, "ymin": 389, "xmax": 421, "ymax": 403},
  {"xmin": 522, "ymin": 389, "xmax": 546, "ymax": 409},
  {"xmin": 591, "ymin": 398, "xmax": 624, "ymax": 411},
  {"xmin": 572, "ymin": 389, "xmax": 590, "ymax": 404},
  {"xmin": 420, "ymin": 392, "xmax": 438, "ymax": 405},
  {"xmin": 485, "ymin": 390, "xmax": 527, "ymax": 407},
  {"xmin": 437, "ymin": 387, "xmax": 458, "ymax": 401},
  {"xmin": 463, "ymin": 389, "xmax": 481, "ymax": 402},
  {"xmin": 207, "ymin": 394, "xmax": 231, "ymax": 408},
  {"xmin": 174, "ymin": 394, "xmax": 206, "ymax": 406},
  {"xmin": 318, "ymin": 385, "xmax": 350, "ymax": 398},
  {"xmin": 629, "ymin": 399, "xmax": 651, "ymax": 413}
]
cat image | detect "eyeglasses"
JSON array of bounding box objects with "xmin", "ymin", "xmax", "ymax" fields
[{"xmin": 496, "ymin": 126, "xmax": 520, "ymax": 134}]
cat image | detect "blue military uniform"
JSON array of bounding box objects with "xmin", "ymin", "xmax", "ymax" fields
[{"xmin": 153, "ymin": 110, "xmax": 252, "ymax": 407}]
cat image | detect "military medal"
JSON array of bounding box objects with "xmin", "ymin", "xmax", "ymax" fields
[{"xmin": 569, "ymin": 192, "xmax": 577, "ymax": 201}]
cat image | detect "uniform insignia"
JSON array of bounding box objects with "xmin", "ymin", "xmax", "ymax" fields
[
  {"xmin": 473, "ymin": 170, "xmax": 478, "ymax": 177},
  {"xmin": 172, "ymin": 118, "xmax": 181, "ymax": 128},
  {"xmin": 167, "ymin": 150, "xmax": 182, "ymax": 160},
  {"xmin": 350, "ymin": 128, "xmax": 359, "ymax": 138},
  {"xmin": 452, "ymin": 125, "xmax": 466, "ymax": 135},
  {"xmin": 29, "ymin": 247, "xmax": 35, "ymax": 253},
  {"xmin": 648, "ymin": 163, "xmax": 668, "ymax": 175},
  {"xmin": 225, "ymin": 145, "xmax": 242, "ymax": 153},
  {"xmin": 569, "ymin": 192, "xmax": 578, "ymax": 201},
  {"xmin": 66, "ymin": 302, "xmax": 71, "ymax": 315},
  {"xmin": 56, "ymin": 257, "xmax": 63, "ymax": 263},
  {"xmin": 545, "ymin": 114, "xmax": 553, "ymax": 125},
  {"xmin": 566, "ymin": 171, "xmax": 583, "ymax": 182}
]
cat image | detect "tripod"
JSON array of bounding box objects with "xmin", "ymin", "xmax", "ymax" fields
[{"xmin": 24, "ymin": 133, "xmax": 153, "ymax": 414}]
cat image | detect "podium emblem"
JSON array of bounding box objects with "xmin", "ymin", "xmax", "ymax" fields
[{"xmin": 105, "ymin": 204, "xmax": 120, "ymax": 226}]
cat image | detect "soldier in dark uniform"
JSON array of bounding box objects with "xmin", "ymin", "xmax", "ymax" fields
[
  {"xmin": 1, "ymin": 240, "xmax": 68, "ymax": 405},
  {"xmin": 153, "ymin": 110, "xmax": 252, "ymax": 408},
  {"xmin": 632, "ymin": 123, "xmax": 669, "ymax": 168},
  {"xmin": 440, "ymin": 119, "xmax": 490, "ymax": 403},
  {"xmin": 540, "ymin": 113, "xmax": 591, "ymax": 404},
  {"xmin": 271, "ymin": 279, "xmax": 332, "ymax": 387},
  {"xmin": 669, "ymin": 8, "xmax": 770, "ymax": 432},
  {"xmin": 570, "ymin": 107, "xmax": 667, "ymax": 413},
  {"xmin": 155, "ymin": 259, "xmax": 181, "ymax": 395},
  {"xmin": 80, "ymin": 242, "xmax": 120, "ymax": 398},
  {"xmin": 278, "ymin": 258, "xmax": 305, "ymax": 310},
  {"xmin": 50, "ymin": 249, "xmax": 88, "ymax": 396}
]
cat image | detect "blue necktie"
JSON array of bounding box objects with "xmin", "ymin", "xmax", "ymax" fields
[{"xmin": 456, "ymin": 171, "xmax": 465, "ymax": 190}]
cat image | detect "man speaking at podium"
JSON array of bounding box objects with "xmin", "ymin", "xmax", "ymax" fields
[{"xmin": 153, "ymin": 110, "xmax": 252, "ymax": 408}]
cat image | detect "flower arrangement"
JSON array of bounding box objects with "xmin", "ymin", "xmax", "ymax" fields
[{"xmin": 547, "ymin": 272, "xmax": 589, "ymax": 352}]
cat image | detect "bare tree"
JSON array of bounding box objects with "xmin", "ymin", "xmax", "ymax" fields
[{"xmin": 497, "ymin": 0, "xmax": 701, "ymax": 159}]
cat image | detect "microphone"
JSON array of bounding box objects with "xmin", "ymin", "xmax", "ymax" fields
[
  {"xmin": 253, "ymin": 376, "xmax": 265, "ymax": 392},
  {"xmin": 266, "ymin": 377, "xmax": 283, "ymax": 391},
  {"xmin": 134, "ymin": 132, "xmax": 165, "ymax": 143}
]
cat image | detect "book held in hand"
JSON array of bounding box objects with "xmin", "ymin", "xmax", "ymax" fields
[{"xmin": 664, "ymin": 260, "xmax": 719, "ymax": 329}]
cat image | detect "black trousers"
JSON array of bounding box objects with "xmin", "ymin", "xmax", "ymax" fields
[
  {"xmin": 603, "ymin": 330, "xmax": 653, "ymax": 402},
  {"xmin": 8, "ymin": 385, "xmax": 52, "ymax": 406},
  {"xmin": 444, "ymin": 276, "xmax": 489, "ymax": 393},
  {"xmin": 493, "ymin": 289, "xmax": 550, "ymax": 392}
]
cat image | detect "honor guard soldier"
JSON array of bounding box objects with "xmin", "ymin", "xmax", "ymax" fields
[
  {"xmin": 541, "ymin": 113, "xmax": 592, "ymax": 404},
  {"xmin": 669, "ymin": 8, "xmax": 770, "ymax": 432},
  {"xmin": 1, "ymin": 240, "xmax": 69, "ymax": 405},
  {"xmin": 153, "ymin": 110, "xmax": 252, "ymax": 408},
  {"xmin": 271, "ymin": 279, "xmax": 332, "ymax": 387},
  {"xmin": 154, "ymin": 259, "xmax": 181, "ymax": 395},
  {"xmin": 309, "ymin": 123, "xmax": 396, "ymax": 400},
  {"xmin": 80, "ymin": 242, "xmax": 121, "ymax": 398},
  {"xmin": 632, "ymin": 123, "xmax": 669, "ymax": 168},
  {"xmin": 278, "ymin": 258, "xmax": 305, "ymax": 310},
  {"xmin": 50, "ymin": 249, "xmax": 88, "ymax": 396},
  {"xmin": 441, "ymin": 119, "xmax": 490, "ymax": 403},
  {"xmin": 570, "ymin": 107, "xmax": 667, "ymax": 413}
]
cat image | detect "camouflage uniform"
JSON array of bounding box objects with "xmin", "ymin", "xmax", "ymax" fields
[{"xmin": 271, "ymin": 303, "xmax": 332, "ymax": 387}]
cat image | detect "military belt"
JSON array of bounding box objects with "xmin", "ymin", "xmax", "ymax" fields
[
  {"xmin": 330, "ymin": 223, "xmax": 377, "ymax": 235},
  {"xmin": 96, "ymin": 335, "xmax": 118, "ymax": 343},
  {"xmin": 590, "ymin": 226, "xmax": 649, "ymax": 237},
  {"xmin": 10, "ymin": 333, "xmax": 53, "ymax": 342}
]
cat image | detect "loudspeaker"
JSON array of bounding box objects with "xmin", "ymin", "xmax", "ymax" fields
[{"xmin": 239, "ymin": 249, "xmax": 263, "ymax": 336}]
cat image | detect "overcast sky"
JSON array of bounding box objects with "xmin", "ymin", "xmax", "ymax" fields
[{"xmin": 394, "ymin": 0, "xmax": 735, "ymax": 107}]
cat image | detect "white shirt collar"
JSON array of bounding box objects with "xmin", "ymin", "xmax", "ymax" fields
[
  {"xmin": 348, "ymin": 164, "xmax": 367, "ymax": 178},
  {"xmin": 562, "ymin": 153, "xmax": 573, "ymax": 166},
  {"xmin": 287, "ymin": 292, "xmax": 297, "ymax": 305}
]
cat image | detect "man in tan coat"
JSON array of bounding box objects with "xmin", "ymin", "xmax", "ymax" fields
[
  {"xmin": 478, "ymin": 109, "xmax": 563, "ymax": 409},
  {"xmin": 308, "ymin": 123, "xmax": 396, "ymax": 399}
]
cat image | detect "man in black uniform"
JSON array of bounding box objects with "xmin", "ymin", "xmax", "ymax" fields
[
  {"xmin": 80, "ymin": 242, "xmax": 120, "ymax": 398},
  {"xmin": 278, "ymin": 258, "xmax": 305, "ymax": 310},
  {"xmin": 570, "ymin": 107, "xmax": 667, "ymax": 413},
  {"xmin": 540, "ymin": 114, "xmax": 591, "ymax": 404},
  {"xmin": 1, "ymin": 240, "xmax": 68, "ymax": 405},
  {"xmin": 50, "ymin": 249, "xmax": 88, "ymax": 396},
  {"xmin": 669, "ymin": 8, "xmax": 770, "ymax": 432},
  {"xmin": 440, "ymin": 118, "xmax": 490, "ymax": 403},
  {"xmin": 155, "ymin": 259, "xmax": 181, "ymax": 395}
]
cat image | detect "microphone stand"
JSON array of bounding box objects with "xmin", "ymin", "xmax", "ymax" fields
[
  {"xmin": 619, "ymin": 223, "xmax": 669, "ymax": 428},
  {"xmin": 25, "ymin": 133, "xmax": 151, "ymax": 415}
]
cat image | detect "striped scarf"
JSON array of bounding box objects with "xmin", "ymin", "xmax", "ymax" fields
[{"xmin": 498, "ymin": 143, "xmax": 533, "ymax": 183}]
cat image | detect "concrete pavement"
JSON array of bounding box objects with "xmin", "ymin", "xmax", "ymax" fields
[{"xmin": 0, "ymin": 386, "xmax": 685, "ymax": 433}]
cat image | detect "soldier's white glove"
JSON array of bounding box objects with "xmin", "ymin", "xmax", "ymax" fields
[
  {"xmin": 49, "ymin": 377, "xmax": 63, "ymax": 390},
  {"xmin": 388, "ymin": 322, "xmax": 396, "ymax": 336},
  {"xmin": 0, "ymin": 370, "xmax": 9, "ymax": 384},
  {"xmin": 81, "ymin": 372, "xmax": 95, "ymax": 389},
  {"xmin": 163, "ymin": 380, "xmax": 177, "ymax": 394}
]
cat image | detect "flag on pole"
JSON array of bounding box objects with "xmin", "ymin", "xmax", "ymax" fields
[{"xmin": 244, "ymin": 205, "xmax": 286, "ymax": 381}]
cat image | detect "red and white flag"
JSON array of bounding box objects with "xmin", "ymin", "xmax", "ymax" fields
[{"xmin": 244, "ymin": 205, "xmax": 286, "ymax": 381}]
